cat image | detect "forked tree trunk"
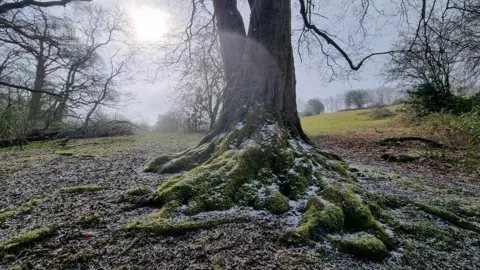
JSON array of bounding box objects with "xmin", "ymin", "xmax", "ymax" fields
[
  {"xmin": 136, "ymin": 0, "xmax": 394, "ymax": 260},
  {"xmin": 191, "ymin": 0, "xmax": 308, "ymax": 147}
]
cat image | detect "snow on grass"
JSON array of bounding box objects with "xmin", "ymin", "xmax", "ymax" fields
[
  {"xmin": 236, "ymin": 122, "xmax": 245, "ymax": 130},
  {"xmin": 217, "ymin": 132, "xmax": 227, "ymax": 140},
  {"xmin": 328, "ymin": 232, "xmax": 376, "ymax": 239},
  {"xmin": 242, "ymin": 139, "xmax": 257, "ymax": 148},
  {"xmin": 258, "ymin": 183, "xmax": 279, "ymax": 200},
  {"xmin": 305, "ymin": 185, "xmax": 320, "ymax": 197},
  {"xmin": 176, "ymin": 207, "xmax": 269, "ymax": 222}
]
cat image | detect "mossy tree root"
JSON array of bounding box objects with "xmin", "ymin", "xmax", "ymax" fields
[
  {"xmin": 134, "ymin": 123, "xmax": 395, "ymax": 260},
  {"xmin": 416, "ymin": 203, "xmax": 480, "ymax": 233}
]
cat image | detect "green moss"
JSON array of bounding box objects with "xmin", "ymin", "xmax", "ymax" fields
[
  {"xmin": 328, "ymin": 161, "xmax": 350, "ymax": 178},
  {"xmin": 0, "ymin": 199, "xmax": 41, "ymax": 222},
  {"xmin": 322, "ymin": 185, "xmax": 394, "ymax": 248},
  {"xmin": 264, "ymin": 190, "xmax": 290, "ymax": 214},
  {"xmin": 282, "ymin": 158, "xmax": 316, "ymax": 200},
  {"xmin": 125, "ymin": 187, "xmax": 150, "ymax": 196},
  {"xmin": 145, "ymin": 142, "xmax": 215, "ymax": 174},
  {"xmin": 329, "ymin": 235, "xmax": 388, "ymax": 260},
  {"xmin": 416, "ymin": 203, "xmax": 480, "ymax": 233},
  {"xmin": 58, "ymin": 185, "xmax": 104, "ymax": 193},
  {"xmin": 116, "ymin": 188, "xmax": 158, "ymax": 209},
  {"xmin": 0, "ymin": 226, "xmax": 56, "ymax": 253},
  {"xmin": 323, "ymin": 186, "xmax": 376, "ymax": 231},
  {"xmin": 395, "ymin": 221, "xmax": 452, "ymax": 241},
  {"xmin": 304, "ymin": 196, "xmax": 324, "ymax": 211},
  {"xmin": 292, "ymin": 197, "xmax": 344, "ymax": 241},
  {"xmin": 78, "ymin": 213, "xmax": 101, "ymax": 228},
  {"xmin": 158, "ymin": 156, "xmax": 192, "ymax": 174},
  {"xmin": 235, "ymin": 183, "xmax": 260, "ymax": 207},
  {"xmin": 257, "ymin": 168, "xmax": 277, "ymax": 185},
  {"xmin": 313, "ymin": 171, "xmax": 325, "ymax": 190},
  {"xmin": 318, "ymin": 205, "xmax": 345, "ymax": 233},
  {"xmin": 126, "ymin": 216, "xmax": 235, "ymax": 234},
  {"xmin": 0, "ymin": 210, "xmax": 16, "ymax": 221},
  {"xmin": 151, "ymin": 200, "xmax": 181, "ymax": 219},
  {"xmin": 403, "ymin": 180, "xmax": 426, "ymax": 190},
  {"xmin": 154, "ymin": 146, "xmax": 269, "ymax": 215}
]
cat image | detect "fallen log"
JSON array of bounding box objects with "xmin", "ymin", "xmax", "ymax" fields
[
  {"xmin": 377, "ymin": 137, "xmax": 446, "ymax": 148},
  {"xmin": 0, "ymin": 132, "xmax": 59, "ymax": 148}
]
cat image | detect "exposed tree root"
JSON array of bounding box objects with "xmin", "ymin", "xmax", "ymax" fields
[
  {"xmin": 377, "ymin": 137, "xmax": 446, "ymax": 148},
  {"xmin": 126, "ymin": 122, "xmax": 402, "ymax": 260},
  {"xmin": 415, "ymin": 203, "xmax": 480, "ymax": 233},
  {"xmin": 0, "ymin": 226, "xmax": 57, "ymax": 254}
]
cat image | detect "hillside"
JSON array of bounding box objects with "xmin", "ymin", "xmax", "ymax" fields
[{"xmin": 301, "ymin": 106, "xmax": 398, "ymax": 136}]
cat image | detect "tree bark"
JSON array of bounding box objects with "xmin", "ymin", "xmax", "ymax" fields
[
  {"xmin": 208, "ymin": 0, "xmax": 307, "ymax": 142},
  {"xmin": 28, "ymin": 55, "xmax": 46, "ymax": 127}
]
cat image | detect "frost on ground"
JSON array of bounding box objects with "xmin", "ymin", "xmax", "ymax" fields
[{"xmin": 0, "ymin": 133, "xmax": 479, "ymax": 269}]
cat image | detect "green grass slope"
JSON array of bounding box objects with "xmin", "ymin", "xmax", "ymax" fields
[{"xmin": 301, "ymin": 106, "xmax": 397, "ymax": 136}]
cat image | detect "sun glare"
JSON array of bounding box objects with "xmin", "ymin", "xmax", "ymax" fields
[{"xmin": 132, "ymin": 6, "xmax": 169, "ymax": 42}]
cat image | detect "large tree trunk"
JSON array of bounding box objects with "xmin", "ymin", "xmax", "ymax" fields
[
  {"xmin": 28, "ymin": 56, "xmax": 46, "ymax": 127},
  {"xmin": 132, "ymin": 0, "xmax": 394, "ymax": 260}
]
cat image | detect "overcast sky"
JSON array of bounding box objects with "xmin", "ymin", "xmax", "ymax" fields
[{"xmin": 97, "ymin": 0, "xmax": 400, "ymax": 124}]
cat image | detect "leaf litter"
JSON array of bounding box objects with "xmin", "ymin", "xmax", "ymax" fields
[{"xmin": 0, "ymin": 133, "xmax": 479, "ymax": 269}]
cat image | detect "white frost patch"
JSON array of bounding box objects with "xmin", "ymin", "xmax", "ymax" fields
[
  {"xmin": 284, "ymin": 212, "xmax": 302, "ymax": 227},
  {"xmin": 259, "ymin": 123, "xmax": 280, "ymax": 140},
  {"xmin": 288, "ymin": 139, "xmax": 298, "ymax": 151},
  {"xmin": 298, "ymin": 140, "xmax": 312, "ymax": 152},
  {"xmin": 182, "ymin": 207, "xmax": 269, "ymax": 222},
  {"xmin": 258, "ymin": 183, "xmax": 279, "ymax": 199},
  {"xmin": 265, "ymin": 124, "xmax": 277, "ymax": 134},
  {"xmin": 328, "ymin": 232, "xmax": 376, "ymax": 240},
  {"xmin": 288, "ymin": 138, "xmax": 313, "ymax": 155},
  {"xmin": 192, "ymin": 207, "xmax": 239, "ymax": 220},
  {"xmin": 319, "ymin": 197, "xmax": 333, "ymax": 206},
  {"xmin": 217, "ymin": 132, "xmax": 227, "ymax": 140},
  {"xmin": 379, "ymin": 222, "xmax": 395, "ymax": 238},
  {"xmin": 243, "ymin": 180, "xmax": 260, "ymax": 188},
  {"xmin": 305, "ymin": 185, "xmax": 320, "ymax": 197},
  {"xmin": 235, "ymin": 122, "xmax": 244, "ymax": 130},
  {"xmin": 242, "ymin": 139, "xmax": 257, "ymax": 148},
  {"xmin": 294, "ymin": 157, "xmax": 304, "ymax": 166},
  {"xmin": 289, "ymin": 200, "xmax": 300, "ymax": 208},
  {"xmin": 246, "ymin": 209, "xmax": 268, "ymax": 218}
]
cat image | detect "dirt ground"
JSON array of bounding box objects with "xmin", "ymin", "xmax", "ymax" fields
[{"xmin": 0, "ymin": 134, "xmax": 479, "ymax": 269}]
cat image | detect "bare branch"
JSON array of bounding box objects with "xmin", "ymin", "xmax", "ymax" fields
[
  {"xmin": 298, "ymin": 0, "xmax": 396, "ymax": 71},
  {"xmin": 0, "ymin": 0, "xmax": 91, "ymax": 14}
]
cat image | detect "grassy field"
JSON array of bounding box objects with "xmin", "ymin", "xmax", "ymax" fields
[
  {"xmin": 0, "ymin": 133, "xmax": 203, "ymax": 157},
  {"xmin": 301, "ymin": 106, "xmax": 399, "ymax": 136}
]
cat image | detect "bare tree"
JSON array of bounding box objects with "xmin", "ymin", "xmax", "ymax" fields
[
  {"xmin": 0, "ymin": 0, "xmax": 90, "ymax": 14},
  {"xmin": 172, "ymin": 30, "xmax": 224, "ymax": 131},
  {"xmin": 345, "ymin": 89, "xmax": 369, "ymax": 109},
  {"xmin": 306, "ymin": 98, "xmax": 325, "ymax": 115},
  {"xmin": 385, "ymin": 0, "xmax": 479, "ymax": 96},
  {"xmin": 154, "ymin": 110, "xmax": 184, "ymax": 134},
  {"xmin": 0, "ymin": 7, "xmax": 69, "ymax": 127},
  {"xmin": 0, "ymin": 2, "xmax": 136, "ymax": 139},
  {"xmin": 372, "ymin": 87, "xmax": 396, "ymax": 106},
  {"xmin": 52, "ymin": 3, "xmax": 129, "ymax": 125}
]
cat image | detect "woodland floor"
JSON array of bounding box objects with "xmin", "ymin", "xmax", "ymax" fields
[{"xmin": 0, "ymin": 133, "xmax": 479, "ymax": 269}]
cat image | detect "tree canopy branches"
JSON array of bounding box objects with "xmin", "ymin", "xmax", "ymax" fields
[{"xmin": 0, "ymin": 0, "xmax": 90, "ymax": 14}]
